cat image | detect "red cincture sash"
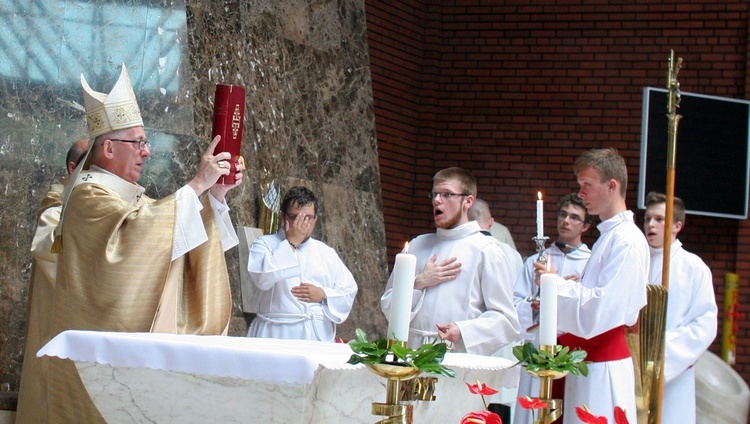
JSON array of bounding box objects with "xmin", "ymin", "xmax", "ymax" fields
[
  {"xmin": 550, "ymin": 326, "xmax": 632, "ymax": 422},
  {"xmin": 557, "ymin": 325, "xmax": 630, "ymax": 363}
]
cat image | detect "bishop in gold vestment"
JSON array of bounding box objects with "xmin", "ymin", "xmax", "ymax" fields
[
  {"xmin": 44, "ymin": 177, "xmax": 235, "ymax": 423},
  {"xmin": 15, "ymin": 64, "xmax": 245, "ymax": 424}
]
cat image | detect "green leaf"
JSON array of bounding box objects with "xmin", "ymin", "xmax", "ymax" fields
[
  {"xmin": 577, "ymin": 361, "xmax": 589, "ymax": 377},
  {"xmin": 347, "ymin": 354, "xmax": 364, "ymax": 365},
  {"xmin": 569, "ymin": 350, "xmax": 587, "ymax": 362},
  {"xmin": 346, "ymin": 328, "xmax": 455, "ymax": 377},
  {"xmin": 511, "ymin": 341, "xmax": 590, "ymax": 377}
]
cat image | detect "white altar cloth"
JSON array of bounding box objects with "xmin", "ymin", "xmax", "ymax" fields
[{"xmin": 40, "ymin": 331, "xmax": 520, "ymax": 423}]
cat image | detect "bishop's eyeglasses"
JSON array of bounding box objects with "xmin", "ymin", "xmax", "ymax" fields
[{"xmin": 110, "ymin": 138, "xmax": 150, "ymax": 151}]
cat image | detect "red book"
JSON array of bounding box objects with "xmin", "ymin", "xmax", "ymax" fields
[{"xmin": 212, "ymin": 84, "xmax": 246, "ymax": 184}]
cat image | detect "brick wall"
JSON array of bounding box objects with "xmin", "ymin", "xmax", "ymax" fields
[
  {"xmin": 366, "ymin": 0, "xmax": 750, "ymax": 394},
  {"xmin": 366, "ymin": 0, "xmax": 436, "ymax": 254}
]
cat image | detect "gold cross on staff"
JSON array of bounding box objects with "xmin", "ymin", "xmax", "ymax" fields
[{"xmin": 667, "ymin": 49, "xmax": 683, "ymax": 114}]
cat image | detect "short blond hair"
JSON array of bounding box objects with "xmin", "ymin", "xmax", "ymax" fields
[
  {"xmin": 433, "ymin": 167, "xmax": 477, "ymax": 196},
  {"xmin": 574, "ymin": 148, "xmax": 628, "ymax": 198}
]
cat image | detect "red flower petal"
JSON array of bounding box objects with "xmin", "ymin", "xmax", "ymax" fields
[
  {"xmin": 517, "ymin": 396, "xmax": 549, "ymax": 410},
  {"xmin": 614, "ymin": 406, "xmax": 629, "ymax": 424},
  {"xmin": 466, "ymin": 381, "xmax": 499, "ymax": 396},
  {"xmin": 460, "ymin": 410, "xmax": 502, "ymax": 424},
  {"xmin": 466, "ymin": 382, "xmax": 481, "ymax": 394},
  {"xmin": 575, "ymin": 405, "xmax": 608, "ymax": 424}
]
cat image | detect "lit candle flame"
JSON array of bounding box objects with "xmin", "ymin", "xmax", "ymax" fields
[
  {"xmin": 404, "ymin": 241, "xmax": 410, "ymax": 253},
  {"xmin": 538, "ymin": 191, "xmax": 542, "ymax": 200}
]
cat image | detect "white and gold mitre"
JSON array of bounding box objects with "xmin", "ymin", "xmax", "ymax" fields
[{"xmin": 80, "ymin": 63, "xmax": 143, "ymax": 138}]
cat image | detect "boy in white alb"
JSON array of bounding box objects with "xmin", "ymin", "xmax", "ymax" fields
[
  {"xmin": 643, "ymin": 191, "xmax": 717, "ymax": 424},
  {"xmin": 381, "ymin": 167, "xmax": 520, "ymax": 355},
  {"xmin": 535, "ymin": 148, "xmax": 649, "ymax": 422},
  {"xmin": 247, "ymin": 186, "xmax": 358, "ymax": 341}
]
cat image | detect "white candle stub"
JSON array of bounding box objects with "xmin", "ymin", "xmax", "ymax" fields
[
  {"xmin": 539, "ymin": 273, "xmax": 558, "ymax": 346},
  {"xmin": 387, "ymin": 242, "xmax": 417, "ymax": 342}
]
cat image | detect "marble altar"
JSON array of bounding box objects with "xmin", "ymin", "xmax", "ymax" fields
[{"xmin": 40, "ymin": 331, "xmax": 520, "ymax": 423}]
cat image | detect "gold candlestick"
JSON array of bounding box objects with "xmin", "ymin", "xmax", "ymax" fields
[
  {"xmin": 367, "ymin": 362, "xmax": 422, "ymax": 424},
  {"xmin": 353, "ymin": 336, "xmax": 446, "ymax": 423},
  {"xmin": 526, "ymin": 344, "xmax": 568, "ymax": 424}
]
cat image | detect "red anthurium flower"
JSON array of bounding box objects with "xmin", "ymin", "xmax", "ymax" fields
[
  {"xmin": 517, "ymin": 396, "xmax": 549, "ymax": 410},
  {"xmin": 575, "ymin": 405, "xmax": 608, "ymax": 424},
  {"xmin": 614, "ymin": 406, "xmax": 629, "ymax": 424},
  {"xmin": 460, "ymin": 410, "xmax": 502, "ymax": 424},
  {"xmin": 466, "ymin": 381, "xmax": 499, "ymax": 396}
]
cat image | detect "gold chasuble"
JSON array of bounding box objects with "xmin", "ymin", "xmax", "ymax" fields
[
  {"xmin": 43, "ymin": 176, "xmax": 231, "ymax": 423},
  {"xmin": 16, "ymin": 186, "xmax": 63, "ymax": 424}
]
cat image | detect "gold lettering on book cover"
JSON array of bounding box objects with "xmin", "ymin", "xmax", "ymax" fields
[{"xmin": 232, "ymin": 105, "xmax": 241, "ymax": 139}]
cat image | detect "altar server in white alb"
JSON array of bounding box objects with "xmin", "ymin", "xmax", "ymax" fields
[
  {"xmin": 381, "ymin": 167, "xmax": 520, "ymax": 355},
  {"xmin": 512, "ymin": 193, "xmax": 592, "ymax": 424},
  {"xmin": 535, "ymin": 148, "xmax": 649, "ymax": 423},
  {"xmin": 643, "ymin": 191, "xmax": 718, "ymax": 424},
  {"xmin": 246, "ymin": 186, "xmax": 358, "ymax": 342}
]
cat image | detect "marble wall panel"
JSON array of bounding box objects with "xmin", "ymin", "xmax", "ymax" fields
[
  {"xmin": 0, "ymin": 0, "xmax": 387, "ymax": 395},
  {"xmin": 185, "ymin": 0, "xmax": 387, "ymax": 341}
]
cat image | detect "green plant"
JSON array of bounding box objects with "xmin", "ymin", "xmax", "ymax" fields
[
  {"xmin": 346, "ymin": 328, "xmax": 456, "ymax": 378},
  {"xmin": 512, "ymin": 342, "xmax": 589, "ymax": 377}
]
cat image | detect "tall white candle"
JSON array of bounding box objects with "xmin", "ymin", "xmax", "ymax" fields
[
  {"xmin": 387, "ymin": 242, "xmax": 417, "ymax": 342},
  {"xmin": 536, "ymin": 191, "xmax": 544, "ymax": 238},
  {"xmin": 539, "ymin": 273, "xmax": 558, "ymax": 346}
]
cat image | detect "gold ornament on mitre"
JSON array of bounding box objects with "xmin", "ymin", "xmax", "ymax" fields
[{"xmin": 80, "ymin": 63, "xmax": 143, "ymax": 139}]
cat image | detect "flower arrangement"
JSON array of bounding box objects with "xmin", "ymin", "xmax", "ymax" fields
[
  {"xmin": 460, "ymin": 381, "xmax": 502, "ymax": 424},
  {"xmin": 512, "ymin": 342, "xmax": 588, "ymax": 376},
  {"xmin": 512, "ymin": 342, "xmax": 589, "ymax": 423},
  {"xmin": 346, "ymin": 328, "xmax": 456, "ymax": 377}
]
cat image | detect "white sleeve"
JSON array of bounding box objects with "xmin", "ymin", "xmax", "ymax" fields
[
  {"xmin": 247, "ymin": 236, "xmax": 301, "ymax": 291},
  {"xmin": 513, "ymin": 257, "xmax": 538, "ymax": 341},
  {"xmin": 664, "ymin": 262, "xmax": 718, "ymax": 382},
  {"xmin": 557, "ymin": 233, "xmax": 648, "ymax": 338},
  {"xmin": 319, "ymin": 252, "xmax": 359, "ymax": 324},
  {"xmin": 172, "ymin": 186, "xmax": 208, "ymax": 261},
  {"xmin": 31, "ymin": 206, "xmax": 62, "ymax": 284},
  {"xmin": 455, "ymin": 244, "xmax": 521, "ymax": 355},
  {"xmin": 208, "ymin": 192, "xmax": 239, "ymax": 252},
  {"xmin": 172, "ymin": 187, "xmax": 240, "ymax": 260}
]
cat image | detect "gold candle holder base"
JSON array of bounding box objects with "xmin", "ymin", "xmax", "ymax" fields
[
  {"xmin": 370, "ymin": 403, "xmax": 412, "ymax": 424},
  {"xmin": 526, "ymin": 345, "xmax": 568, "ymax": 424},
  {"xmin": 367, "ymin": 363, "xmax": 423, "ymax": 424}
]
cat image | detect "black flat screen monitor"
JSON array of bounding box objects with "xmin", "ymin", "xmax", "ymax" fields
[{"xmin": 638, "ymin": 87, "xmax": 750, "ymax": 219}]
